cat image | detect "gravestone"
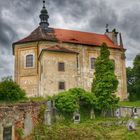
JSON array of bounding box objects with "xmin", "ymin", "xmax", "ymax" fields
[
  {"xmin": 24, "ymin": 113, "xmax": 33, "ymax": 137},
  {"xmin": 44, "ymin": 101, "xmax": 52, "ymax": 126},
  {"xmin": 115, "ymin": 109, "xmax": 120, "ymax": 118},
  {"xmin": 47, "ymin": 101, "xmax": 52, "ymax": 111},
  {"xmin": 73, "ymin": 112, "xmax": 80, "ymax": 124},
  {"xmin": 3, "ymin": 126, "xmax": 12, "ymax": 140},
  {"xmin": 127, "ymin": 120, "xmax": 136, "ymax": 131},
  {"xmin": 133, "ymin": 107, "xmax": 138, "ymax": 119}
]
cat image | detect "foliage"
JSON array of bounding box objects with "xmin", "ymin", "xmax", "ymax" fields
[
  {"xmin": 16, "ymin": 128, "xmax": 24, "ymax": 139},
  {"xmin": 91, "ymin": 43, "xmax": 119, "ymax": 116},
  {"xmin": 133, "ymin": 54, "xmax": 140, "ymax": 99},
  {"xmin": 119, "ymin": 101, "xmax": 140, "ymax": 107},
  {"xmin": 0, "ymin": 76, "xmax": 26, "ymax": 101},
  {"xmin": 126, "ymin": 67, "xmax": 136, "ymax": 101},
  {"xmin": 29, "ymin": 96, "xmax": 47, "ymax": 102},
  {"xmin": 32, "ymin": 118, "xmax": 140, "ymax": 140},
  {"xmin": 126, "ymin": 54, "xmax": 140, "ymax": 101},
  {"xmin": 38, "ymin": 105, "xmax": 46, "ymax": 124},
  {"xmin": 53, "ymin": 88, "xmax": 96, "ymax": 116}
]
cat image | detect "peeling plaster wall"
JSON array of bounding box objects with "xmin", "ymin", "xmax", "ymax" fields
[{"xmin": 14, "ymin": 41, "xmax": 127, "ymax": 100}]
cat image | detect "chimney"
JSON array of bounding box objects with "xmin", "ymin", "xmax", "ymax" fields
[
  {"xmin": 119, "ymin": 33, "xmax": 124, "ymax": 48},
  {"xmin": 105, "ymin": 28, "xmax": 118, "ymax": 45}
]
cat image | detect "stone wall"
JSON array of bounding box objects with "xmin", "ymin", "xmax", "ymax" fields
[{"xmin": 0, "ymin": 102, "xmax": 46, "ymax": 140}]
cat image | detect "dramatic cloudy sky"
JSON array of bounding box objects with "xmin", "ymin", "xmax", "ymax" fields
[{"xmin": 0, "ymin": 0, "xmax": 140, "ymax": 79}]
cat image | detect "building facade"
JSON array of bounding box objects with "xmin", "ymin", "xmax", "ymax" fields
[{"xmin": 12, "ymin": 1, "xmax": 127, "ymax": 100}]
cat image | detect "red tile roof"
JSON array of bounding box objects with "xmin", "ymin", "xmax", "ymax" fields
[{"xmin": 13, "ymin": 26, "xmax": 121, "ymax": 49}]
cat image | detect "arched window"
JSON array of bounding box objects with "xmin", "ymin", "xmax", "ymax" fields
[{"xmin": 26, "ymin": 54, "xmax": 34, "ymax": 68}]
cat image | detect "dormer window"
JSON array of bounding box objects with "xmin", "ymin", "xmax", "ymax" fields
[{"xmin": 26, "ymin": 54, "xmax": 34, "ymax": 68}]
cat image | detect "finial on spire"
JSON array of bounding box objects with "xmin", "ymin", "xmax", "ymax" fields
[
  {"xmin": 43, "ymin": 0, "xmax": 45, "ymax": 8},
  {"xmin": 39, "ymin": 0, "xmax": 49, "ymax": 30},
  {"xmin": 106, "ymin": 24, "xmax": 109, "ymax": 32}
]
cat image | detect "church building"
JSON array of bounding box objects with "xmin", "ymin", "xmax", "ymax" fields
[{"xmin": 12, "ymin": 1, "xmax": 127, "ymax": 100}]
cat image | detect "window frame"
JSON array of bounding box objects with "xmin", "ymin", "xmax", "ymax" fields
[
  {"xmin": 58, "ymin": 81, "xmax": 65, "ymax": 90},
  {"xmin": 90, "ymin": 57, "xmax": 96, "ymax": 70},
  {"xmin": 58, "ymin": 62, "xmax": 65, "ymax": 72},
  {"xmin": 24, "ymin": 53, "xmax": 35, "ymax": 69},
  {"xmin": 3, "ymin": 126, "xmax": 12, "ymax": 140}
]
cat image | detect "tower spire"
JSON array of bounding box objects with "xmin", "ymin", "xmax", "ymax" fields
[{"xmin": 39, "ymin": 0, "xmax": 49, "ymax": 30}]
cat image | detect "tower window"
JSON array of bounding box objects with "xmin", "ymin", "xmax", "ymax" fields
[
  {"xmin": 26, "ymin": 54, "xmax": 34, "ymax": 68},
  {"xmin": 59, "ymin": 82, "xmax": 65, "ymax": 90},
  {"xmin": 58, "ymin": 62, "xmax": 65, "ymax": 71},
  {"xmin": 90, "ymin": 57, "xmax": 96, "ymax": 69}
]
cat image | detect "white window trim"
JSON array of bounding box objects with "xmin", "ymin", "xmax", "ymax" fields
[{"xmin": 24, "ymin": 53, "xmax": 35, "ymax": 69}]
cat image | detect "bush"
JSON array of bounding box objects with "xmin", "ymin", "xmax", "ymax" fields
[
  {"xmin": 53, "ymin": 88, "xmax": 96, "ymax": 117},
  {"xmin": 0, "ymin": 77, "xmax": 26, "ymax": 101}
]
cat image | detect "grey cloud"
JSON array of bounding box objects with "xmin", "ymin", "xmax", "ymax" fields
[
  {"xmin": 0, "ymin": 15, "xmax": 17, "ymax": 48},
  {"xmin": 0, "ymin": 0, "xmax": 140, "ymax": 79}
]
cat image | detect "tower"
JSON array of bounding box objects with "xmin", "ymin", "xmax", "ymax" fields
[{"xmin": 39, "ymin": 0, "xmax": 49, "ymax": 30}]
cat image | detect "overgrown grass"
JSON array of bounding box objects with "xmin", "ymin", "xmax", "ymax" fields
[
  {"xmin": 32, "ymin": 118, "xmax": 140, "ymax": 140},
  {"xmin": 0, "ymin": 97, "xmax": 48, "ymax": 105},
  {"xmin": 119, "ymin": 101, "xmax": 140, "ymax": 107}
]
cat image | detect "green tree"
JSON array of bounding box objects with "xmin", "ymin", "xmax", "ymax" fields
[
  {"xmin": 0, "ymin": 76, "xmax": 26, "ymax": 101},
  {"xmin": 133, "ymin": 54, "xmax": 140, "ymax": 99},
  {"xmin": 91, "ymin": 43, "xmax": 119, "ymax": 116},
  {"xmin": 126, "ymin": 67, "xmax": 136, "ymax": 101}
]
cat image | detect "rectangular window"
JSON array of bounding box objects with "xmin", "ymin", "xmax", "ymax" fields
[
  {"xmin": 90, "ymin": 57, "xmax": 96, "ymax": 69},
  {"xmin": 59, "ymin": 82, "xmax": 65, "ymax": 90},
  {"xmin": 3, "ymin": 126, "xmax": 12, "ymax": 140},
  {"xmin": 58, "ymin": 62, "xmax": 65, "ymax": 71},
  {"xmin": 26, "ymin": 54, "xmax": 34, "ymax": 68}
]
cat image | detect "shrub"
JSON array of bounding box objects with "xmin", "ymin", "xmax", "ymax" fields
[
  {"xmin": 0, "ymin": 77, "xmax": 26, "ymax": 101},
  {"xmin": 54, "ymin": 88, "xmax": 96, "ymax": 117}
]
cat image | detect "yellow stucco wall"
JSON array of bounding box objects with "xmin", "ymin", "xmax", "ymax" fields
[{"xmin": 14, "ymin": 41, "xmax": 127, "ymax": 100}]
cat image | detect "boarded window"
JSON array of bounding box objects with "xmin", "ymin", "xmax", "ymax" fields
[
  {"xmin": 26, "ymin": 54, "xmax": 34, "ymax": 68},
  {"xmin": 58, "ymin": 62, "xmax": 65, "ymax": 71},
  {"xmin": 59, "ymin": 82, "xmax": 65, "ymax": 90},
  {"xmin": 90, "ymin": 58, "xmax": 96, "ymax": 69},
  {"xmin": 3, "ymin": 126, "xmax": 12, "ymax": 140}
]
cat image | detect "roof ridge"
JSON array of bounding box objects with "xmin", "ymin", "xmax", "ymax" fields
[
  {"xmin": 53, "ymin": 27, "xmax": 105, "ymax": 36},
  {"xmin": 13, "ymin": 26, "xmax": 122, "ymax": 50}
]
